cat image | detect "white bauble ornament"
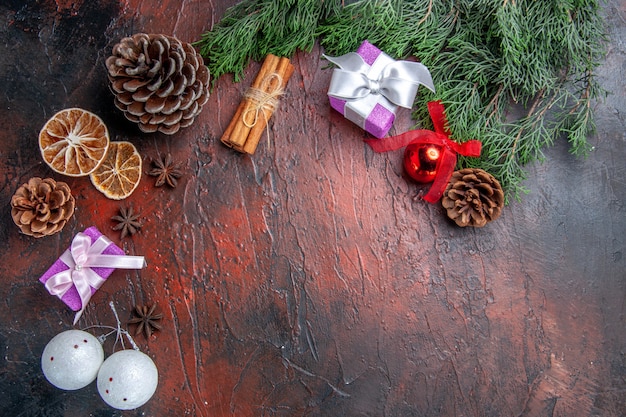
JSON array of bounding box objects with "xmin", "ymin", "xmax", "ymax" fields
[
  {"xmin": 97, "ymin": 350, "xmax": 158, "ymax": 410},
  {"xmin": 41, "ymin": 330, "xmax": 104, "ymax": 390}
]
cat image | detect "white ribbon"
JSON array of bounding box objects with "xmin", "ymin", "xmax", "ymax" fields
[
  {"xmin": 44, "ymin": 232, "xmax": 146, "ymax": 324},
  {"xmin": 324, "ymin": 52, "xmax": 435, "ymax": 108}
]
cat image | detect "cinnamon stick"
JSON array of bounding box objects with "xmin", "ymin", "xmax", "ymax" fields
[
  {"xmin": 242, "ymin": 57, "xmax": 294, "ymax": 154},
  {"xmin": 220, "ymin": 53, "xmax": 294, "ymax": 154},
  {"xmin": 220, "ymin": 101, "xmax": 244, "ymax": 147},
  {"xmin": 226, "ymin": 54, "xmax": 280, "ymax": 149}
]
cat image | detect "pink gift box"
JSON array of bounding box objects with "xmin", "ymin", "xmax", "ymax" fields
[
  {"xmin": 39, "ymin": 226, "xmax": 124, "ymax": 312},
  {"xmin": 326, "ymin": 40, "xmax": 435, "ymax": 138},
  {"xmin": 328, "ymin": 41, "xmax": 396, "ymax": 138}
]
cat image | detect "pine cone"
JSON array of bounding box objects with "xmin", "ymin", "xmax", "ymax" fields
[
  {"xmin": 442, "ymin": 168, "xmax": 504, "ymax": 227},
  {"xmin": 105, "ymin": 33, "xmax": 210, "ymax": 135},
  {"xmin": 11, "ymin": 177, "xmax": 76, "ymax": 238}
]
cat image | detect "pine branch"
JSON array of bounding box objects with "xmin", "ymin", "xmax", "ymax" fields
[
  {"xmin": 196, "ymin": 0, "xmax": 333, "ymax": 82},
  {"xmin": 195, "ymin": 0, "xmax": 607, "ymax": 201}
]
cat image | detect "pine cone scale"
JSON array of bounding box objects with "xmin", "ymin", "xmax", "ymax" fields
[
  {"xmin": 170, "ymin": 77, "xmax": 186, "ymax": 97},
  {"xmin": 30, "ymin": 220, "xmax": 47, "ymax": 233},
  {"xmin": 139, "ymin": 124, "xmax": 158, "ymax": 134},
  {"xmin": 164, "ymin": 96, "xmax": 181, "ymax": 114},
  {"xmin": 158, "ymin": 125, "xmax": 179, "ymax": 135},
  {"xmin": 149, "ymin": 114, "xmax": 167, "ymax": 124},
  {"xmin": 49, "ymin": 189, "xmax": 70, "ymax": 208},
  {"xmin": 475, "ymin": 183, "xmax": 495, "ymax": 196},
  {"xmin": 180, "ymin": 118, "xmax": 194, "ymax": 129},
  {"xmin": 163, "ymin": 112, "xmax": 183, "ymax": 126},
  {"xmin": 110, "ymin": 79, "xmax": 128, "ymax": 94},
  {"xmin": 13, "ymin": 208, "xmax": 35, "ymax": 224},
  {"xmin": 47, "ymin": 208, "xmax": 66, "ymax": 224},
  {"xmin": 147, "ymin": 74, "xmax": 164, "ymax": 92},
  {"xmin": 182, "ymin": 63, "xmax": 195, "ymax": 84},
  {"xmin": 157, "ymin": 79, "xmax": 175, "ymax": 97},
  {"xmin": 145, "ymin": 96, "xmax": 166, "ymax": 113},
  {"xmin": 127, "ymin": 101, "xmax": 146, "ymax": 116},
  {"xmin": 130, "ymin": 88, "xmax": 152, "ymax": 102}
]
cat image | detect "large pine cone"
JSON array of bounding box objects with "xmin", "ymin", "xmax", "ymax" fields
[
  {"xmin": 11, "ymin": 177, "xmax": 76, "ymax": 238},
  {"xmin": 442, "ymin": 168, "xmax": 504, "ymax": 227},
  {"xmin": 105, "ymin": 33, "xmax": 210, "ymax": 135}
]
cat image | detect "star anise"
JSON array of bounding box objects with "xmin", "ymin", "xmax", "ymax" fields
[
  {"xmin": 111, "ymin": 205, "xmax": 142, "ymax": 239},
  {"xmin": 148, "ymin": 153, "xmax": 182, "ymax": 188},
  {"xmin": 128, "ymin": 304, "xmax": 163, "ymax": 339}
]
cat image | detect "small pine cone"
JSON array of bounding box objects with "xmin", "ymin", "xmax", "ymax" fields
[
  {"xmin": 11, "ymin": 177, "xmax": 76, "ymax": 238},
  {"xmin": 105, "ymin": 33, "xmax": 210, "ymax": 135},
  {"xmin": 442, "ymin": 168, "xmax": 504, "ymax": 227}
]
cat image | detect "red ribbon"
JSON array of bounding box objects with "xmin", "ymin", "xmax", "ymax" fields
[{"xmin": 365, "ymin": 101, "xmax": 482, "ymax": 203}]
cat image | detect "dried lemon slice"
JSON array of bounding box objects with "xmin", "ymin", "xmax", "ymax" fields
[
  {"xmin": 89, "ymin": 141, "xmax": 142, "ymax": 200},
  {"xmin": 39, "ymin": 108, "xmax": 110, "ymax": 176}
]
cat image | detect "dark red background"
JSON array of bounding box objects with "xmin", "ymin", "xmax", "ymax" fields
[{"xmin": 1, "ymin": 1, "xmax": 625, "ymax": 416}]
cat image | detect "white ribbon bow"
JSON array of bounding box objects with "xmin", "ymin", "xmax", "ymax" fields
[{"xmin": 324, "ymin": 52, "xmax": 435, "ymax": 108}]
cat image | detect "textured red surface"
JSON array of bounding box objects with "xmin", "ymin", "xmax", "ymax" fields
[{"xmin": 1, "ymin": 1, "xmax": 625, "ymax": 416}]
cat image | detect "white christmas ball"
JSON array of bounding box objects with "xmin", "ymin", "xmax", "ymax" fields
[
  {"xmin": 97, "ymin": 349, "xmax": 158, "ymax": 410},
  {"xmin": 41, "ymin": 329, "xmax": 104, "ymax": 390}
]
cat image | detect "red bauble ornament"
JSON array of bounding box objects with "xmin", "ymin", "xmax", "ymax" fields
[{"xmin": 403, "ymin": 142, "xmax": 442, "ymax": 183}]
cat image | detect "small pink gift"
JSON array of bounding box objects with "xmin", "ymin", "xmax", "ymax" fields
[
  {"xmin": 325, "ymin": 40, "xmax": 435, "ymax": 138},
  {"xmin": 39, "ymin": 226, "xmax": 146, "ymax": 324}
]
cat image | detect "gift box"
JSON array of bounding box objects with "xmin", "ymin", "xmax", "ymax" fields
[
  {"xmin": 39, "ymin": 226, "xmax": 146, "ymax": 323},
  {"xmin": 325, "ymin": 40, "xmax": 435, "ymax": 138}
]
